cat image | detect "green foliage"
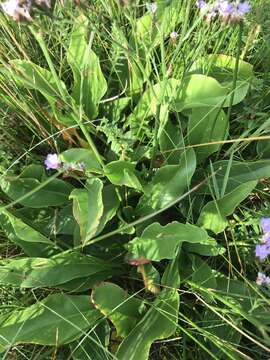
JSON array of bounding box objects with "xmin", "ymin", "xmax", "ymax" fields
[
  {"xmin": 0, "ymin": 1, "xmax": 268, "ymax": 359},
  {"xmin": 0, "ymin": 252, "xmax": 121, "ymax": 288},
  {"xmin": 67, "ymin": 14, "xmax": 107, "ymax": 118},
  {"xmin": 127, "ymin": 221, "xmax": 217, "ymax": 261},
  {"xmin": 92, "ymin": 282, "xmax": 146, "ymax": 337},
  {"xmin": 116, "ymin": 259, "xmax": 180, "ymax": 360},
  {"xmin": 0, "ymin": 293, "xmax": 101, "ymax": 352}
]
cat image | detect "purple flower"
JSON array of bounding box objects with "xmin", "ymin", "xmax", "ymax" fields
[
  {"xmin": 237, "ymin": 1, "xmax": 250, "ymax": 15},
  {"xmin": 197, "ymin": 0, "xmax": 207, "ymax": 9},
  {"xmin": 218, "ymin": 0, "xmax": 234, "ymax": 15},
  {"xmin": 256, "ymin": 272, "xmax": 270, "ymax": 286},
  {"xmin": 255, "ymin": 244, "xmax": 270, "ymax": 262},
  {"xmin": 44, "ymin": 153, "xmax": 61, "ymax": 170},
  {"xmin": 260, "ymin": 217, "xmax": 270, "ymax": 234}
]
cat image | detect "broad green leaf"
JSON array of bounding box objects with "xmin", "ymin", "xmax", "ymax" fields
[
  {"xmin": 172, "ymin": 74, "xmax": 249, "ymax": 111},
  {"xmin": 0, "ymin": 293, "xmax": 101, "ymax": 352},
  {"xmin": 104, "ymin": 160, "xmax": 142, "ymax": 191},
  {"xmin": 55, "ymin": 204, "xmax": 76, "ymax": 235},
  {"xmin": 197, "ymin": 181, "xmax": 257, "ymax": 234},
  {"xmin": 60, "ymin": 148, "xmax": 102, "ymax": 173},
  {"xmin": 20, "ymin": 164, "xmax": 45, "ymax": 181},
  {"xmin": 67, "ymin": 15, "xmax": 107, "ymax": 118},
  {"xmin": 70, "ymin": 320, "xmax": 111, "ymax": 360},
  {"xmin": 0, "ymin": 210, "xmax": 56, "ymax": 257},
  {"xmin": 183, "ymin": 237, "xmax": 225, "ymax": 256},
  {"xmin": 0, "ymin": 252, "xmax": 121, "ymax": 288},
  {"xmin": 8, "ymin": 60, "xmax": 68, "ymax": 105},
  {"xmin": 191, "ymin": 54, "xmax": 253, "ymax": 82},
  {"xmin": 0, "ymin": 176, "xmax": 73, "ymax": 208},
  {"xmin": 116, "ymin": 259, "xmax": 179, "ymax": 360},
  {"xmin": 188, "ymin": 107, "xmax": 228, "ymax": 162},
  {"xmin": 92, "ymin": 283, "xmax": 146, "ymax": 337},
  {"xmin": 127, "ymin": 221, "xmax": 214, "ymax": 261},
  {"xmin": 70, "ymin": 178, "xmax": 104, "ymax": 245},
  {"xmin": 15, "ymin": 206, "xmax": 55, "ymax": 237},
  {"xmin": 137, "ymin": 149, "xmax": 196, "ymax": 212},
  {"xmin": 159, "ymin": 119, "xmax": 184, "ymax": 164},
  {"xmin": 128, "ymin": 75, "xmax": 248, "ymax": 133},
  {"xmin": 95, "ymin": 184, "xmax": 120, "ymax": 236},
  {"xmin": 202, "ymin": 159, "xmax": 270, "ymax": 194},
  {"xmin": 190, "ymin": 255, "xmax": 217, "ymax": 302}
]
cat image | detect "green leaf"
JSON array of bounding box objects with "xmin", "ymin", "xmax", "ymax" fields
[
  {"xmin": 190, "ymin": 255, "xmax": 217, "ymax": 301},
  {"xmin": 20, "ymin": 164, "xmax": 45, "ymax": 181},
  {"xmin": 8, "ymin": 60, "xmax": 68, "ymax": 104},
  {"xmin": 137, "ymin": 149, "xmax": 196, "ymax": 212},
  {"xmin": 0, "ymin": 210, "xmax": 56, "ymax": 257},
  {"xmin": 0, "ymin": 293, "xmax": 101, "ymax": 353},
  {"xmin": 127, "ymin": 221, "xmax": 214, "ymax": 261},
  {"xmin": 0, "ymin": 252, "xmax": 121, "ymax": 288},
  {"xmin": 116, "ymin": 259, "xmax": 179, "ymax": 360},
  {"xmin": 128, "ymin": 74, "xmax": 248, "ymax": 134},
  {"xmin": 202, "ymin": 160, "xmax": 270, "ymax": 194},
  {"xmin": 104, "ymin": 160, "xmax": 142, "ymax": 191},
  {"xmin": 191, "ymin": 54, "xmax": 253, "ymax": 82},
  {"xmin": 202, "ymin": 310, "xmax": 242, "ymax": 359},
  {"xmin": 60, "ymin": 148, "xmax": 102, "ymax": 173},
  {"xmin": 92, "ymin": 283, "xmax": 146, "ymax": 337},
  {"xmin": 197, "ymin": 181, "xmax": 257, "ymax": 234},
  {"xmin": 0, "ymin": 176, "xmax": 73, "ymax": 208},
  {"xmin": 172, "ymin": 74, "xmax": 249, "ymax": 111},
  {"xmin": 67, "ymin": 15, "xmax": 107, "ymax": 118},
  {"xmin": 159, "ymin": 119, "xmax": 184, "ymax": 164},
  {"xmin": 70, "ymin": 320, "xmax": 111, "ymax": 360},
  {"xmin": 70, "ymin": 178, "xmax": 104, "ymax": 245},
  {"xmin": 95, "ymin": 184, "xmax": 120, "ymax": 236},
  {"xmin": 188, "ymin": 107, "xmax": 228, "ymax": 162},
  {"xmin": 183, "ymin": 237, "xmax": 225, "ymax": 256}
]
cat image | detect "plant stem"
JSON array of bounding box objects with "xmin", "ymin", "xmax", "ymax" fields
[{"xmin": 226, "ymin": 22, "xmax": 244, "ymax": 122}]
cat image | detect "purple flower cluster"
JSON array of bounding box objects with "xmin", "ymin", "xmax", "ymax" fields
[
  {"xmin": 44, "ymin": 153, "xmax": 85, "ymax": 173},
  {"xmin": 196, "ymin": 0, "xmax": 250, "ymax": 24},
  {"xmin": 255, "ymin": 217, "xmax": 270, "ymax": 262}
]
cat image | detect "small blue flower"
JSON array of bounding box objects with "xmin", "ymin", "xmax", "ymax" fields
[
  {"xmin": 218, "ymin": 0, "xmax": 234, "ymax": 15},
  {"xmin": 260, "ymin": 217, "xmax": 270, "ymax": 234},
  {"xmin": 237, "ymin": 1, "xmax": 250, "ymax": 15},
  {"xmin": 255, "ymin": 244, "xmax": 270, "ymax": 262},
  {"xmin": 44, "ymin": 153, "xmax": 61, "ymax": 170}
]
